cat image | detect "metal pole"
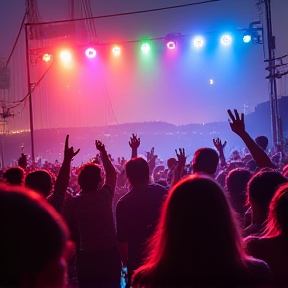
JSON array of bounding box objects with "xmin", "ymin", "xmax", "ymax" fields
[
  {"xmin": 0, "ymin": 126, "xmax": 4, "ymax": 168},
  {"xmin": 264, "ymin": 0, "xmax": 282, "ymax": 148},
  {"xmin": 25, "ymin": 24, "xmax": 35, "ymax": 163}
]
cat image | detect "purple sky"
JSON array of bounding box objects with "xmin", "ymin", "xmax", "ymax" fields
[{"xmin": 0, "ymin": 0, "xmax": 287, "ymax": 129}]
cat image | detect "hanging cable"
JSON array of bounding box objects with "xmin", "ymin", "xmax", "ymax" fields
[
  {"xmin": 26, "ymin": 0, "xmax": 221, "ymax": 26},
  {"xmin": 7, "ymin": 60, "xmax": 54, "ymax": 110},
  {"xmin": 5, "ymin": 12, "xmax": 27, "ymax": 67}
]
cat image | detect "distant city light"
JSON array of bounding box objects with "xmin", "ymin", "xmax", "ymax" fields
[
  {"xmin": 60, "ymin": 50, "xmax": 72, "ymax": 62},
  {"xmin": 112, "ymin": 46, "xmax": 121, "ymax": 56},
  {"xmin": 166, "ymin": 41, "xmax": 176, "ymax": 50},
  {"xmin": 193, "ymin": 36, "xmax": 205, "ymax": 48},
  {"xmin": 42, "ymin": 53, "xmax": 52, "ymax": 62},
  {"xmin": 221, "ymin": 34, "xmax": 233, "ymax": 45},
  {"xmin": 141, "ymin": 42, "xmax": 151, "ymax": 53},
  {"xmin": 85, "ymin": 48, "xmax": 96, "ymax": 58}
]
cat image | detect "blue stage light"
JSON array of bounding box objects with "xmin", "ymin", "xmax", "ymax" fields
[{"xmin": 221, "ymin": 34, "xmax": 232, "ymax": 45}]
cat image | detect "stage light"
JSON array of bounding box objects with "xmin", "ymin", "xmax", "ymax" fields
[
  {"xmin": 193, "ymin": 36, "xmax": 205, "ymax": 48},
  {"xmin": 220, "ymin": 34, "xmax": 232, "ymax": 45},
  {"xmin": 141, "ymin": 42, "xmax": 150, "ymax": 53},
  {"xmin": 60, "ymin": 50, "xmax": 72, "ymax": 62},
  {"xmin": 112, "ymin": 46, "xmax": 121, "ymax": 56},
  {"xmin": 85, "ymin": 48, "xmax": 96, "ymax": 58},
  {"xmin": 243, "ymin": 33, "xmax": 252, "ymax": 43},
  {"xmin": 166, "ymin": 41, "xmax": 176, "ymax": 50},
  {"xmin": 42, "ymin": 53, "xmax": 52, "ymax": 62}
]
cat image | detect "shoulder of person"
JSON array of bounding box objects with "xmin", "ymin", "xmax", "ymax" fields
[
  {"xmin": 117, "ymin": 190, "xmax": 132, "ymax": 205},
  {"xmin": 148, "ymin": 183, "xmax": 168, "ymax": 193},
  {"xmin": 244, "ymin": 236, "xmax": 263, "ymax": 250},
  {"xmin": 245, "ymin": 256, "xmax": 273, "ymax": 283},
  {"xmin": 244, "ymin": 235, "xmax": 260, "ymax": 243},
  {"xmin": 246, "ymin": 256, "xmax": 269, "ymax": 269}
]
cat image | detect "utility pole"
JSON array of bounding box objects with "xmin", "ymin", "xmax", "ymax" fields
[
  {"xmin": 258, "ymin": 0, "xmax": 283, "ymax": 148},
  {"xmin": 25, "ymin": 23, "xmax": 35, "ymax": 163},
  {"xmin": 25, "ymin": 0, "xmax": 42, "ymax": 163}
]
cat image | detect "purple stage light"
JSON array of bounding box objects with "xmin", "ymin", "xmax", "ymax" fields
[
  {"xmin": 167, "ymin": 41, "xmax": 176, "ymax": 50},
  {"xmin": 85, "ymin": 48, "xmax": 96, "ymax": 58}
]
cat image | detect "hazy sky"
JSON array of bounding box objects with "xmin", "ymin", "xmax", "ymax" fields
[{"xmin": 0, "ymin": 0, "xmax": 288, "ymax": 129}]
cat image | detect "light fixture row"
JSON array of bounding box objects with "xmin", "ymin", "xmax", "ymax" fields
[{"xmin": 41, "ymin": 33, "xmax": 250, "ymax": 62}]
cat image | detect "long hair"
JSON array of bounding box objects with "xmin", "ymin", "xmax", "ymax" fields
[
  {"xmin": 132, "ymin": 174, "xmax": 248, "ymax": 287},
  {"xmin": 0, "ymin": 184, "xmax": 69, "ymax": 287},
  {"xmin": 263, "ymin": 182, "xmax": 288, "ymax": 239}
]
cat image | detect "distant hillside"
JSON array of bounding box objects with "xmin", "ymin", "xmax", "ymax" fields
[{"xmin": 1, "ymin": 97, "xmax": 287, "ymax": 167}]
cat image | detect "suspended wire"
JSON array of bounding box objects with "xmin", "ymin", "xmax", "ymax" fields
[
  {"xmin": 7, "ymin": 61, "xmax": 54, "ymax": 110},
  {"xmin": 103, "ymin": 84, "xmax": 118, "ymax": 125},
  {"xmin": 5, "ymin": 12, "xmax": 27, "ymax": 67},
  {"xmin": 96, "ymin": 59, "xmax": 118, "ymax": 125},
  {"xmin": 26, "ymin": 0, "xmax": 221, "ymax": 26}
]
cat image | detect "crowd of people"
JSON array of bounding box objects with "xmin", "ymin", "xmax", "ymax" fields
[{"xmin": 1, "ymin": 109, "xmax": 288, "ymax": 288}]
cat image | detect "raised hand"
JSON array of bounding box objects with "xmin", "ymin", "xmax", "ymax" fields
[
  {"xmin": 171, "ymin": 148, "xmax": 187, "ymax": 186},
  {"xmin": 213, "ymin": 137, "xmax": 227, "ymax": 168},
  {"xmin": 95, "ymin": 141, "xmax": 117, "ymax": 189},
  {"xmin": 93, "ymin": 154, "xmax": 101, "ymax": 164},
  {"xmin": 121, "ymin": 157, "xmax": 127, "ymax": 166},
  {"xmin": 213, "ymin": 138, "xmax": 227, "ymax": 152},
  {"xmin": 227, "ymin": 108, "xmax": 276, "ymax": 169},
  {"xmin": 95, "ymin": 140, "xmax": 106, "ymax": 153},
  {"xmin": 175, "ymin": 148, "xmax": 186, "ymax": 166},
  {"xmin": 108, "ymin": 154, "xmax": 114, "ymax": 162},
  {"xmin": 118, "ymin": 156, "xmax": 126, "ymax": 166},
  {"xmin": 228, "ymin": 109, "xmax": 245, "ymax": 136},
  {"xmin": 64, "ymin": 135, "xmax": 80, "ymax": 162},
  {"xmin": 129, "ymin": 134, "xmax": 140, "ymax": 150},
  {"xmin": 146, "ymin": 147, "xmax": 158, "ymax": 162}
]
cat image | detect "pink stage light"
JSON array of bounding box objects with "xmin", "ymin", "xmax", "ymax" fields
[
  {"xmin": 85, "ymin": 48, "xmax": 96, "ymax": 58},
  {"xmin": 167, "ymin": 41, "xmax": 176, "ymax": 50}
]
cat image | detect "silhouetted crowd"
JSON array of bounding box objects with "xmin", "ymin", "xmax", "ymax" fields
[{"xmin": 1, "ymin": 109, "xmax": 288, "ymax": 288}]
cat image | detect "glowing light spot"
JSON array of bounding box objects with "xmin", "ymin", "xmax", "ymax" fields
[
  {"xmin": 60, "ymin": 50, "xmax": 72, "ymax": 62},
  {"xmin": 141, "ymin": 42, "xmax": 150, "ymax": 53},
  {"xmin": 221, "ymin": 34, "xmax": 232, "ymax": 45},
  {"xmin": 112, "ymin": 46, "xmax": 121, "ymax": 56},
  {"xmin": 85, "ymin": 48, "xmax": 96, "ymax": 58},
  {"xmin": 167, "ymin": 41, "xmax": 176, "ymax": 50},
  {"xmin": 193, "ymin": 36, "xmax": 205, "ymax": 48},
  {"xmin": 209, "ymin": 79, "xmax": 214, "ymax": 85},
  {"xmin": 42, "ymin": 53, "xmax": 52, "ymax": 62},
  {"xmin": 243, "ymin": 34, "xmax": 252, "ymax": 43}
]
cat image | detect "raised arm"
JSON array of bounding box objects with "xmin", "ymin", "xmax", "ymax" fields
[
  {"xmin": 171, "ymin": 148, "xmax": 186, "ymax": 187},
  {"xmin": 213, "ymin": 138, "xmax": 227, "ymax": 168},
  {"xmin": 50, "ymin": 135, "xmax": 80, "ymax": 213},
  {"xmin": 95, "ymin": 140, "xmax": 117, "ymax": 190},
  {"xmin": 129, "ymin": 133, "xmax": 140, "ymax": 159},
  {"xmin": 146, "ymin": 147, "xmax": 158, "ymax": 177},
  {"xmin": 227, "ymin": 109, "xmax": 276, "ymax": 169}
]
